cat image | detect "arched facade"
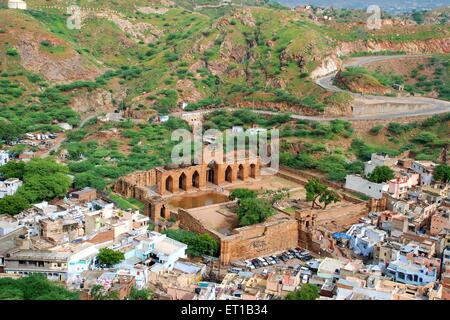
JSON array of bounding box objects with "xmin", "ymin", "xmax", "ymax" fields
[{"xmin": 155, "ymin": 156, "xmax": 260, "ymax": 195}]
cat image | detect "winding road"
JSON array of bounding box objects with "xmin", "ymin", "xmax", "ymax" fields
[
  {"xmin": 178, "ymin": 55, "xmax": 449, "ymax": 122},
  {"xmin": 314, "ymin": 54, "xmax": 450, "ymax": 121}
]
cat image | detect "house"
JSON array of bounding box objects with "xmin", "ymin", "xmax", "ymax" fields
[
  {"xmin": 317, "ymin": 258, "xmax": 345, "ymax": 280},
  {"xmin": 385, "ymin": 259, "xmax": 437, "ymax": 286},
  {"xmin": 0, "ymin": 216, "xmax": 21, "ymax": 236},
  {"xmin": 346, "ymin": 223, "xmax": 387, "ymax": 258},
  {"xmin": 0, "ymin": 150, "xmax": 10, "ymax": 166},
  {"xmin": 148, "ymin": 259, "xmax": 206, "ymax": 299},
  {"xmin": 373, "ymin": 241, "xmax": 403, "ymax": 266},
  {"xmin": 39, "ymin": 217, "xmax": 84, "ymax": 243},
  {"xmin": 4, "ymin": 249, "xmax": 70, "ymax": 281},
  {"xmin": 411, "ymin": 161, "xmax": 436, "ymax": 186},
  {"xmin": 70, "ymin": 187, "xmax": 97, "ymax": 202},
  {"xmin": 80, "ymin": 270, "xmax": 136, "ymax": 300},
  {"xmin": 0, "ymin": 178, "xmax": 23, "ymax": 199},
  {"xmin": 388, "ymin": 172, "xmax": 420, "ymax": 199},
  {"xmin": 145, "ymin": 231, "xmax": 187, "ymax": 271},
  {"xmin": 18, "ymin": 151, "xmax": 34, "ymax": 162},
  {"xmin": 345, "ymin": 175, "xmax": 389, "ymax": 199},
  {"xmin": 84, "ymin": 207, "xmax": 148, "ymax": 239},
  {"xmin": 265, "ymin": 268, "xmax": 302, "ymax": 297},
  {"xmin": 8, "ymin": 0, "xmax": 27, "ymax": 10},
  {"xmin": 364, "ymin": 153, "xmax": 397, "ymax": 176},
  {"xmin": 430, "ymin": 209, "xmax": 450, "ymax": 236}
]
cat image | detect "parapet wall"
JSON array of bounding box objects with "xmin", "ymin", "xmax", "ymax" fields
[
  {"xmin": 220, "ymin": 215, "xmax": 298, "ymax": 265},
  {"xmin": 352, "ymin": 101, "xmax": 433, "ymax": 116}
]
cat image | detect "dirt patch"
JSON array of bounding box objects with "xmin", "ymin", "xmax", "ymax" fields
[{"xmin": 82, "ymin": 128, "xmax": 131, "ymax": 155}]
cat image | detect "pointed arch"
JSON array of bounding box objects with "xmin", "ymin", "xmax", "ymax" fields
[{"xmin": 179, "ymin": 172, "xmax": 187, "ymax": 191}]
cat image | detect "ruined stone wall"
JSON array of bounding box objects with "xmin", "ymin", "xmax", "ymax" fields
[
  {"xmin": 113, "ymin": 169, "xmax": 156, "ymax": 198},
  {"xmin": 220, "ymin": 217, "xmax": 298, "ymax": 265},
  {"xmin": 278, "ymin": 166, "xmax": 364, "ymax": 204}
]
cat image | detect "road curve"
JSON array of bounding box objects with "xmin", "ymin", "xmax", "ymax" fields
[{"xmin": 315, "ymin": 54, "xmax": 450, "ymax": 120}]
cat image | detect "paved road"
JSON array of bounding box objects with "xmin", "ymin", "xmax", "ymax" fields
[
  {"xmin": 177, "ymin": 55, "xmax": 449, "ymax": 122},
  {"xmin": 315, "ymin": 54, "xmax": 450, "ymax": 120}
]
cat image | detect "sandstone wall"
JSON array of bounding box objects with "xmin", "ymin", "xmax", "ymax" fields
[
  {"xmin": 114, "ymin": 169, "xmax": 156, "ymax": 198},
  {"xmin": 220, "ymin": 216, "xmax": 299, "ymax": 265}
]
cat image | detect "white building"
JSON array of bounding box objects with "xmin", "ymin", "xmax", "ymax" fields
[
  {"xmin": 146, "ymin": 231, "xmax": 187, "ymax": 271},
  {"xmin": 346, "ymin": 223, "xmax": 387, "ymax": 258},
  {"xmin": 159, "ymin": 115, "xmax": 169, "ymax": 123},
  {"xmin": 0, "ymin": 216, "xmax": 20, "ymax": 236},
  {"xmin": 411, "ymin": 161, "xmax": 436, "ymax": 186},
  {"xmin": 364, "ymin": 153, "xmax": 397, "ymax": 176},
  {"xmin": 345, "ymin": 175, "xmax": 389, "ymax": 199},
  {"xmin": 0, "ymin": 178, "xmax": 23, "ymax": 199},
  {"xmin": 8, "ymin": 0, "xmax": 27, "ymax": 10},
  {"xmin": 0, "ymin": 150, "xmax": 10, "ymax": 166}
]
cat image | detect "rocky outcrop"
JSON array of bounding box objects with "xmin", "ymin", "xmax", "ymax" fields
[
  {"xmin": 70, "ymin": 89, "xmax": 115, "ymax": 116},
  {"xmin": 86, "ymin": 12, "xmax": 163, "ymax": 44},
  {"xmin": 311, "ymin": 37, "xmax": 450, "ymax": 79},
  {"xmin": 232, "ymin": 9, "xmax": 256, "ymax": 27},
  {"xmin": 208, "ymin": 33, "xmax": 247, "ymax": 77},
  {"xmin": 16, "ymin": 36, "xmax": 102, "ymax": 83},
  {"xmin": 310, "ymin": 54, "xmax": 341, "ymax": 79},
  {"xmin": 337, "ymin": 38, "xmax": 450, "ymax": 56},
  {"xmin": 176, "ymin": 79, "xmax": 204, "ymax": 103}
]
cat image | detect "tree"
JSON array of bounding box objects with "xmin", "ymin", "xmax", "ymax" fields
[
  {"xmin": 0, "ymin": 194, "xmax": 30, "ymax": 215},
  {"xmin": 19, "ymin": 173, "xmax": 71, "ymax": 203},
  {"xmin": 367, "ymin": 165, "xmax": 395, "ymax": 183},
  {"xmin": 23, "ymin": 158, "xmax": 69, "ymax": 179},
  {"xmin": 90, "ymin": 284, "xmax": 120, "ymax": 300},
  {"xmin": 0, "ymin": 274, "xmax": 78, "ymax": 300},
  {"xmin": 97, "ymin": 248, "xmax": 125, "ymax": 267},
  {"xmin": 127, "ymin": 287, "xmax": 153, "ymax": 300},
  {"xmin": 305, "ymin": 179, "xmax": 340, "ymax": 209},
  {"xmin": 162, "ymin": 229, "xmax": 219, "ymax": 257},
  {"xmin": 434, "ymin": 164, "xmax": 450, "ymax": 183},
  {"xmin": 285, "ymin": 284, "xmax": 320, "ymax": 300},
  {"xmin": 229, "ymin": 188, "xmax": 257, "ymax": 202},
  {"xmin": 0, "ymin": 161, "xmax": 26, "ymax": 180},
  {"xmin": 264, "ymin": 188, "xmax": 290, "ymax": 205},
  {"xmin": 237, "ymin": 197, "xmax": 275, "ymax": 226}
]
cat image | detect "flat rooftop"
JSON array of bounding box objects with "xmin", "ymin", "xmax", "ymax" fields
[{"xmin": 187, "ymin": 204, "xmax": 239, "ymax": 236}]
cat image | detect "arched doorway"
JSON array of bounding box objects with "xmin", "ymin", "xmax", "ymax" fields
[
  {"xmin": 192, "ymin": 170, "xmax": 200, "ymax": 188},
  {"xmin": 165, "ymin": 176, "xmax": 173, "ymax": 193},
  {"xmin": 179, "ymin": 173, "xmax": 187, "ymax": 191},
  {"xmin": 161, "ymin": 205, "xmax": 168, "ymax": 219},
  {"xmin": 238, "ymin": 164, "xmax": 244, "ymax": 180},
  {"xmin": 250, "ymin": 164, "xmax": 256, "ymax": 178},
  {"xmin": 207, "ymin": 161, "xmax": 217, "ymax": 184},
  {"xmin": 225, "ymin": 166, "xmax": 233, "ymax": 183}
]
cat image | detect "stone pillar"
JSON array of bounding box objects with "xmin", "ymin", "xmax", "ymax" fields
[
  {"xmin": 172, "ymin": 173, "xmax": 180, "ymax": 194},
  {"xmin": 162, "ymin": 205, "xmax": 170, "ymax": 220},
  {"xmin": 150, "ymin": 202, "xmax": 161, "ymax": 223},
  {"xmin": 216, "ymin": 163, "xmax": 225, "ymax": 185},
  {"xmin": 231, "ymin": 164, "xmax": 238, "ymax": 182}
]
